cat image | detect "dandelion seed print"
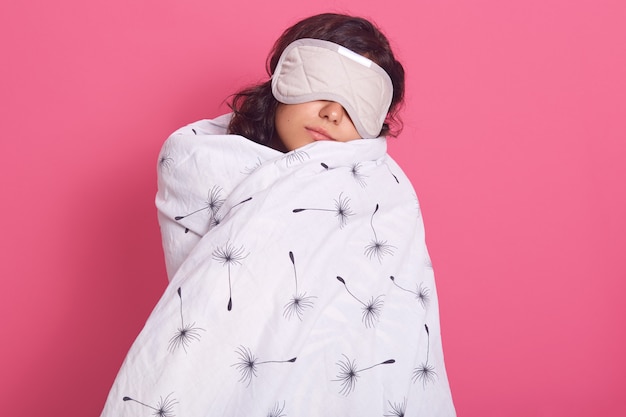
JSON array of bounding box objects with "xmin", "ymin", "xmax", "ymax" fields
[
  {"xmin": 413, "ymin": 361, "xmax": 437, "ymax": 388},
  {"xmin": 123, "ymin": 393, "xmax": 178, "ymax": 417},
  {"xmin": 364, "ymin": 204, "xmax": 396, "ymax": 262},
  {"xmin": 284, "ymin": 149, "xmax": 310, "ymax": 166},
  {"xmin": 384, "ymin": 162, "xmax": 400, "ymax": 183},
  {"xmin": 293, "ymin": 193, "xmax": 354, "ymax": 229},
  {"xmin": 212, "ymin": 243, "xmax": 248, "ymax": 311},
  {"xmin": 332, "ymin": 354, "xmax": 395, "ymax": 396},
  {"xmin": 266, "ymin": 401, "xmax": 287, "ymax": 417},
  {"xmin": 412, "ymin": 324, "xmax": 438, "ymax": 388},
  {"xmin": 350, "ymin": 162, "xmax": 368, "ymax": 187},
  {"xmin": 333, "ymin": 355, "xmax": 358, "ymax": 396},
  {"xmin": 242, "ymin": 157, "xmax": 263, "ymax": 174},
  {"xmin": 414, "ymin": 282, "xmax": 430, "ymax": 309},
  {"xmin": 336, "ymin": 276, "xmax": 384, "ymax": 328},
  {"xmin": 389, "ymin": 276, "xmax": 430, "ymax": 309},
  {"xmin": 174, "ymin": 185, "xmax": 225, "ymax": 224},
  {"xmin": 205, "ymin": 186, "xmax": 225, "ymax": 215},
  {"xmin": 211, "ymin": 196, "xmax": 253, "ymax": 228},
  {"xmin": 232, "ymin": 346, "xmax": 297, "ymax": 387},
  {"xmin": 158, "ymin": 152, "xmax": 174, "ymax": 172},
  {"xmin": 283, "ymin": 251, "xmax": 316, "ymax": 321},
  {"xmin": 321, "ymin": 162, "xmax": 329, "ymax": 169},
  {"xmin": 168, "ymin": 287, "xmax": 204, "ymax": 353},
  {"xmin": 384, "ymin": 398, "xmax": 407, "ymax": 417}
]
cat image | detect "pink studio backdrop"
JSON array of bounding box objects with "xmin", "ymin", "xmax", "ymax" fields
[{"xmin": 1, "ymin": 0, "xmax": 624, "ymax": 415}]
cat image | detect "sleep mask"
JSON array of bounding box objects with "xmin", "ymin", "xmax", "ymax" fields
[{"xmin": 271, "ymin": 38, "xmax": 393, "ymax": 138}]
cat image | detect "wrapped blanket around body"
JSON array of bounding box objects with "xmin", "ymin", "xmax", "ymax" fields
[{"xmin": 100, "ymin": 114, "xmax": 456, "ymax": 416}]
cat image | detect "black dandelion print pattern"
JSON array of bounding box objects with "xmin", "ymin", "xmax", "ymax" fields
[
  {"xmin": 293, "ymin": 193, "xmax": 354, "ymax": 229},
  {"xmin": 242, "ymin": 157, "xmax": 263, "ymax": 175},
  {"xmin": 384, "ymin": 162, "xmax": 400, "ymax": 184},
  {"xmin": 123, "ymin": 393, "xmax": 178, "ymax": 417},
  {"xmin": 336, "ymin": 276, "xmax": 384, "ymax": 328},
  {"xmin": 175, "ymin": 185, "xmax": 225, "ymax": 225},
  {"xmin": 333, "ymin": 355, "xmax": 395, "ymax": 396},
  {"xmin": 412, "ymin": 324, "xmax": 438, "ymax": 387},
  {"xmin": 384, "ymin": 398, "xmax": 407, "ymax": 417},
  {"xmin": 232, "ymin": 346, "xmax": 297, "ymax": 387},
  {"xmin": 284, "ymin": 149, "xmax": 310, "ymax": 166},
  {"xmin": 389, "ymin": 276, "xmax": 430, "ymax": 309},
  {"xmin": 350, "ymin": 162, "xmax": 368, "ymax": 187},
  {"xmin": 211, "ymin": 196, "xmax": 253, "ymax": 228},
  {"xmin": 168, "ymin": 287, "xmax": 204, "ymax": 353},
  {"xmin": 158, "ymin": 151, "xmax": 174, "ymax": 172},
  {"xmin": 266, "ymin": 401, "xmax": 287, "ymax": 417},
  {"xmin": 212, "ymin": 243, "xmax": 247, "ymax": 311},
  {"xmin": 364, "ymin": 204, "xmax": 395, "ymax": 262},
  {"xmin": 283, "ymin": 251, "xmax": 316, "ymax": 321}
]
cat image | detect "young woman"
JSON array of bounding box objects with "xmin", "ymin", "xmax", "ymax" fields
[
  {"xmin": 227, "ymin": 13, "xmax": 405, "ymax": 152},
  {"xmin": 101, "ymin": 13, "xmax": 456, "ymax": 416}
]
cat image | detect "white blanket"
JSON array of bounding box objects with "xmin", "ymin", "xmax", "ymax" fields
[{"xmin": 100, "ymin": 114, "xmax": 456, "ymax": 416}]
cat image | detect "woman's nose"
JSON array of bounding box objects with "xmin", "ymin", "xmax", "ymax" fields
[{"xmin": 319, "ymin": 101, "xmax": 345, "ymax": 124}]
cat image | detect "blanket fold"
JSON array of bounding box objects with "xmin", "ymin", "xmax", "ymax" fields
[{"xmin": 100, "ymin": 114, "xmax": 456, "ymax": 416}]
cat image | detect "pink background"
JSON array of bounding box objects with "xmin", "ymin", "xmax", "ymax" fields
[{"xmin": 1, "ymin": 0, "xmax": 625, "ymax": 415}]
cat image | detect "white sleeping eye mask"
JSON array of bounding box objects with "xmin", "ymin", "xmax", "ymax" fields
[{"xmin": 271, "ymin": 38, "xmax": 393, "ymax": 139}]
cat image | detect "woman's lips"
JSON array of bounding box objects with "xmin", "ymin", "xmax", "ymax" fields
[{"xmin": 306, "ymin": 127, "xmax": 334, "ymax": 141}]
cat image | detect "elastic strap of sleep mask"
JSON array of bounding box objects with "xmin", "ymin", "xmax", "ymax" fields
[{"xmin": 271, "ymin": 38, "xmax": 393, "ymax": 138}]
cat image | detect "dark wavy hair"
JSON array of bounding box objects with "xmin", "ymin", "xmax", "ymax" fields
[{"xmin": 227, "ymin": 13, "xmax": 405, "ymax": 147}]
